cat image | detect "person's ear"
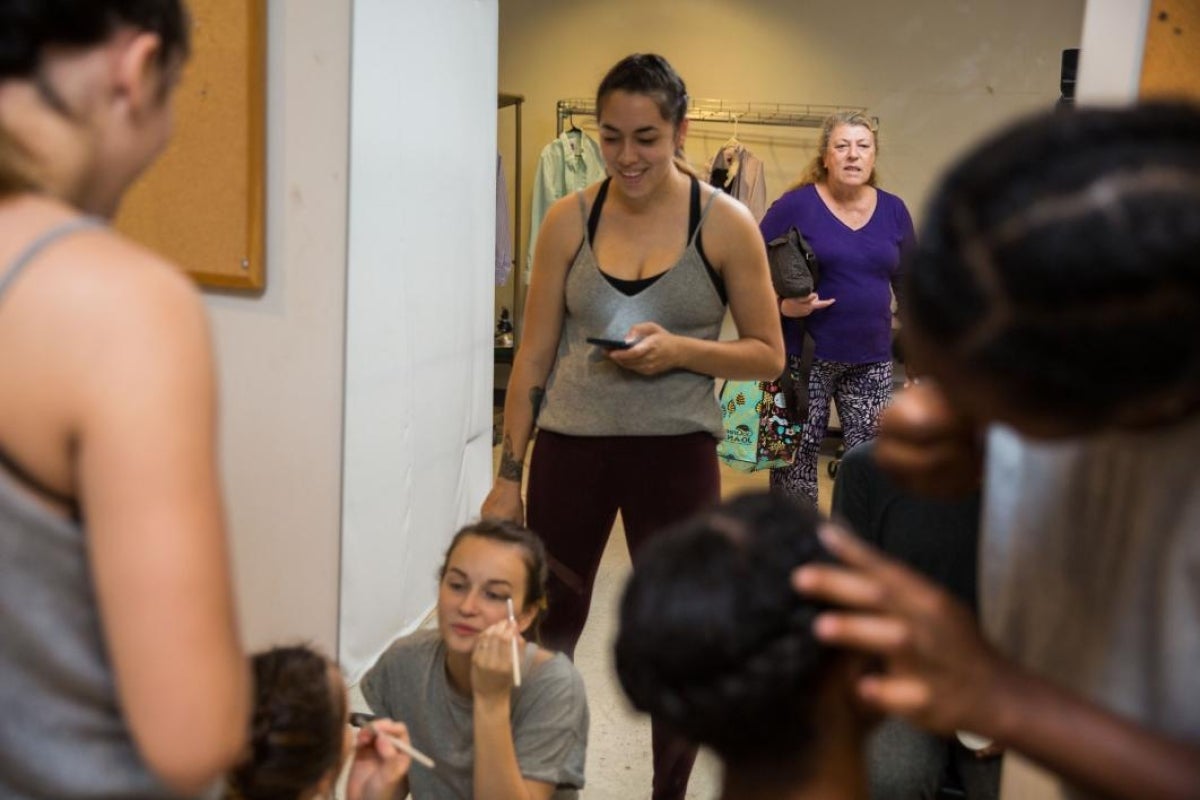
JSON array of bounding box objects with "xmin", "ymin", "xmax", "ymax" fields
[
  {"xmin": 675, "ymin": 117, "xmax": 689, "ymax": 150},
  {"xmin": 516, "ymin": 601, "xmax": 538, "ymax": 635},
  {"xmin": 112, "ymin": 31, "xmax": 168, "ymax": 117}
]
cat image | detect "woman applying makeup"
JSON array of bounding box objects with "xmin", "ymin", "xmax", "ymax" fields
[{"xmin": 361, "ymin": 520, "xmax": 588, "ymax": 799}]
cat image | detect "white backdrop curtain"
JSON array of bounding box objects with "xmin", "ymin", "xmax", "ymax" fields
[{"xmin": 340, "ymin": 0, "xmax": 498, "ymax": 682}]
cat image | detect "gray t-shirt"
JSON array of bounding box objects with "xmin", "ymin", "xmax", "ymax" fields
[
  {"xmin": 361, "ymin": 630, "xmax": 588, "ymax": 799},
  {"xmin": 981, "ymin": 416, "xmax": 1200, "ymax": 800}
]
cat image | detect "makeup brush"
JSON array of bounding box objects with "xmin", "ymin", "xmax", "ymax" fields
[
  {"xmin": 348, "ymin": 712, "xmax": 436, "ymax": 769},
  {"xmin": 507, "ymin": 597, "xmax": 522, "ymax": 687}
]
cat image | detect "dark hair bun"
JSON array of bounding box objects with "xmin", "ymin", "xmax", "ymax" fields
[{"xmin": 614, "ymin": 493, "xmax": 838, "ymax": 762}]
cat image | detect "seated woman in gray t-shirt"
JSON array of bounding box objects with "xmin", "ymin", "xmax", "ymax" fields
[{"xmin": 361, "ymin": 520, "xmax": 589, "ymax": 799}]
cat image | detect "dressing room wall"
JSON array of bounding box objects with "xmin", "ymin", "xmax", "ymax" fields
[
  {"xmin": 498, "ymin": 0, "xmax": 1087, "ymax": 298},
  {"xmin": 204, "ymin": 0, "xmax": 351, "ymax": 653}
]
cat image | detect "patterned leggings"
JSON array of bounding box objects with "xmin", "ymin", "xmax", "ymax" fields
[{"xmin": 770, "ymin": 356, "xmax": 893, "ymax": 505}]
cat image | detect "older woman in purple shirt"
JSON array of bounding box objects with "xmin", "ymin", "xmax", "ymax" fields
[{"xmin": 760, "ymin": 111, "xmax": 915, "ymax": 505}]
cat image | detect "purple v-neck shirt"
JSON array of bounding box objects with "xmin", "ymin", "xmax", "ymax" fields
[{"xmin": 760, "ymin": 183, "xmax": 914, "ymax": 364}]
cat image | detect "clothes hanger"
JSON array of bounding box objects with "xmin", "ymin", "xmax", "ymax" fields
[
  {"xmin": 721, "ymin": 114, "xmax": 742, "ymax": 151},
  {"xmin": 567, "ymin": 112, "xmax": 581, "ymax": 133}
]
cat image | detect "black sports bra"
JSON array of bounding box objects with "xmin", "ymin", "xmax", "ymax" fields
[{"xmin": 588, "ymin": 175, "xmax": 727, "ymax": 302}]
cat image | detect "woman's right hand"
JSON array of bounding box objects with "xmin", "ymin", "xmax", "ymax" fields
[
  {"xmin": 780, "ymin": 292, "xmax": 836, "ymax": 318},
  {"xmin": 481, "ymin": 480, "xmax": 524, "ymax": 525},
  {"xmin": 470, "ymin": 620, "xmax": 523, "ymax": 703},
  {"xmin": 345, "ymin": 719, "xmax": 413, "ymax": 800}
]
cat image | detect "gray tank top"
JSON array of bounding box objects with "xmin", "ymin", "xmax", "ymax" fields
[
  {"xmin": 536, "ymin": 185, "xmax": 728, "ymax": 438},
  {"xmin": 0, "ymin": 218, "xmax": 182, "ymax": 798}
]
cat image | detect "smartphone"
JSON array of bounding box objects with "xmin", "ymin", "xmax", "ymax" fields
[{"xmin": 586, "ymin": 336, "xmax": 639, "ymax": 350}]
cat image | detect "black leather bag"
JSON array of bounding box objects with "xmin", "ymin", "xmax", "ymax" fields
[{"xmin": 766, "ymin": 227, "xmax": 820, "ymax": 298}]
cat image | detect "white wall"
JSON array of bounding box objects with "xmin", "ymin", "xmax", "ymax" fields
[
  {"xmin": 1077, "ymin": 0, "xmax": 1151, "ymax": 104},
  {"xmin": 340, "ymin": 0, "xmax": 498, "ymax": 682},
  {"xmin": 204, "ymin": 0, "xmax": 351, "ymax": 654},
  {"xmin": 498, "ymin": 0, "xmax": 1086, "ymax": 262}
]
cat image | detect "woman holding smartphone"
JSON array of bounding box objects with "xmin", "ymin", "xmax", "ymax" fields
[
  {"xmin": 0, "ymin": 2, "xmax": 248, "ymax": 796},
  {"xmin": 481, "ymin": 52, "xmax": 782, "ymax": 800}
]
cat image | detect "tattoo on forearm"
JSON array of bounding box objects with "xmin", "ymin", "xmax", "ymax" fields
[
  {"xmin": 529, "ymin": 386, "xmax": 545, "ymax": 425},
  {"xmin": 498, "ymin": 433, "xmax": 523, "ymax": 481}
]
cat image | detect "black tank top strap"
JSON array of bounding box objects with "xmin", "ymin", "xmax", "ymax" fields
[
  {"xmin": 690, "ymin": 181, "xmax": 727, "ymax": 304},
  {"xmin": 586, "ymin": 177, "xmax": 611, "ymax": 244},
  {"xmin": 687, "ymin": 174, "xmax": 701, "ymax": 241}
]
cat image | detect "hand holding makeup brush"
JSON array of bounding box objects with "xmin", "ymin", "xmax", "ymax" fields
[
  {"xmin": 345, "ymin": 718, "xmax": 413, "ymax": 800},
  {"xmin": 470, "ymin": 618, "xmax": 524, "ymax": 700}
]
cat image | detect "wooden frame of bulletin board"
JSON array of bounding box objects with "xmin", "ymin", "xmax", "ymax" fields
[
  {"xmin": 115, "ymin": 0, "xmax": 267, "ymax": 290},
  {"xmin": 1139, "ymin": 0, "xmax": 1200, "ymax": 102}
]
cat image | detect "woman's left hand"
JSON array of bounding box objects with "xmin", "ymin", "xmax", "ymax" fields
[
  {"xmin": 345, "ymin": 719, "xmax": 413, "ymax": 800},
  {"xmin": 606, "ymin": 322, "xmax": 679, "ymax": 375},
  {"xmin": 470, "ymin": 620, "xmax": 522, "ymax": 702}
]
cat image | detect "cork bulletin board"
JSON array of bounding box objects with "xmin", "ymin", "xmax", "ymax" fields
[
  {"xmin": 115, "ymin": 0, "xmax": 267, "ymax": 290},
  {"xmin": 1139, "ymin": 0, "xmax": 1200, "ymax": 102}
]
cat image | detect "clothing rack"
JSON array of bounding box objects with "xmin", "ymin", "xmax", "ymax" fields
[
  {"xmin": 555, "ymin": 97, "xmax": 870, "ymax": 135},
  {"xmin": 498, "ymin": 92, "xmax": 524, "ymax": 349}
]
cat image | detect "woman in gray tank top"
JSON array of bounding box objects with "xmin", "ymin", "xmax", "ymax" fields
[
  {"xmin": 482, "ymin": 54, "xmax": 784, "ymax": 800},
  {"xmin": 0, "ymin": 3, "xmax": 249, "ymax": 797}
]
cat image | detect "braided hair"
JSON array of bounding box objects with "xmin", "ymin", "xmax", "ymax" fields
[
  {"xmin": 226, "ymin": 645, "xmax": 345, "ymax": 800},
  {"xmin": 905, "ymin": 103, "xmax": 1200, "ymax": 428},
  {"xmin": 614, "ymin": 492, "xmax": 839, "ymax": 769}
]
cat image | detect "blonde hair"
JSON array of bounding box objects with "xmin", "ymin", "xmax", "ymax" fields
[{"xmin": 790, "ymin": 111, "xmax": 879, "ymax": 190}]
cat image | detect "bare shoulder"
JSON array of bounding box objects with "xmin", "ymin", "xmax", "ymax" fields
[
  {"xmin": 11, "ymin": 225, "xmax": 213, "ymax": 401},
  {"xmin": 540, "ymin": 186, "xmax": 593, "ymax": 239},
  {"xmin": 35, "ymin": 227, "xmax": 207, "ymax": 338},
  {"xmin": 696, "ymin": 183, "xmax": 763, "ymax": 266}
]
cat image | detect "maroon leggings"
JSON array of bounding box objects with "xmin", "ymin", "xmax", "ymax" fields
[{"xmin": 526, "ymin": 429, "xmax": 720, "ymax": 800}]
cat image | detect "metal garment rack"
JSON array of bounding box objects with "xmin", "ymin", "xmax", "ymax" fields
[
  {"xmin": 498, "ymin": 92, "xmax": 523, "ymax": 352},
  {"xmin": 555, "ymin": 97, "xmax": 870, "ymax": 135}
]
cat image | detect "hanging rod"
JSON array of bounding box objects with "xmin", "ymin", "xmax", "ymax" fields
[{"xmin": 555, "ymin": 97, "xmax": 870, "ymax": 134}]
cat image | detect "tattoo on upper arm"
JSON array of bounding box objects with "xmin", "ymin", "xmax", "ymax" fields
[
  {"xmin": 498, "ymin": 433, "xmax": 523, "ymax": 482},
  {"xmin": 529, "ymin": 386, "xmax": 545, "ymax": 425}
]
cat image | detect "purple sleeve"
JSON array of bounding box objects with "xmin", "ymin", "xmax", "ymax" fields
[
  {"xmin": 759, "ymin": 189, "xmax": 807, "ymax": 357},
  {"xmin": 891, "ymin": 196, "xmax": 916, "ymax": 307},
  {"xmin": 759, "ymin": 190, "xmax": 801, "ymax": 244}
]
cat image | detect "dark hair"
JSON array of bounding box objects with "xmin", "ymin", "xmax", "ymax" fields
[
  {"xmin": 596, "ymin": 53, "xmax": 689, "ymax": 130},
  {"xmin": 441, "ymin": 519, "xmax": 549, "ymax": 632},
  {"xmin": 614, "ymin": 492, "xmax": 840, "ymax": 770},
  {"xmin": 0, "ymin": 0, "xmax": 190, "ymax": 76},
  {"xmin": 0, "ymin": 0, "xmax": 190, "ymax": 193},
  {"xmin": 905, "ymin": 102, "xmax": 1200, "ymax": 428},
  {"xmin": 226, "ymin": 645, "xmax": 344, "ymax": 800}
]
